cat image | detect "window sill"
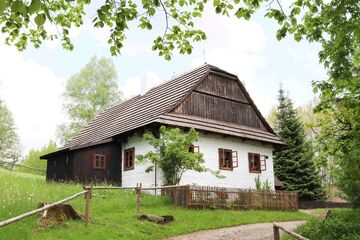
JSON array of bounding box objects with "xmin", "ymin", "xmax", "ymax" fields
[
  {"xmin": 220, "ymin": 167, "xmax": 233, "ymax": 171},
  {"xmin": 124, "ymin": 167, "xmax": 135, "ymax": 171}
]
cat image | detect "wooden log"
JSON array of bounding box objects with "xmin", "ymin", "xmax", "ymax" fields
[
  {"xmin": 273, "ymin": 222, "xmax": 309, "ymax": 240},
  {"xmin": 84, "ymin": 189, "xmax": 91, "ymax": 224},
  {"xmin": 0, "ymin": 190, "xmax": 88, "ymax": 228}
]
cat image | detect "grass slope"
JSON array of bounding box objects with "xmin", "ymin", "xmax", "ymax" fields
[
  {"xmin": 284, "ymin": 208, "xmax": 360, "ymax": 240},
  {"xmin": 0, "ymin": 169, "xmax": 310, "ymax": 240}
]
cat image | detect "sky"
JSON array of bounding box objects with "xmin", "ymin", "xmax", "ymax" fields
[{"xmin": 0, "ymin": 3, "xmax": 327, "ymax": 154}]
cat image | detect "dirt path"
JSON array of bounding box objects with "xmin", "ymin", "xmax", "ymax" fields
[{"xmin": 167, "ymin": 221, "xmax": 306, "ymax": 240}]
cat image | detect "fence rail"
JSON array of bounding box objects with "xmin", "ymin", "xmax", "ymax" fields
[
  {"xmin": 0, "ymin": 160, "xmax": 46, "ymax": 173},
  {"xmin": 273, "ymin": 222, "xmax": 308, "ymax": 240}
]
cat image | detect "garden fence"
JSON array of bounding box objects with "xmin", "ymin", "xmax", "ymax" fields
[{"xmin": 162, "ymin": 185, "xmax": 298, "ymax": 210}]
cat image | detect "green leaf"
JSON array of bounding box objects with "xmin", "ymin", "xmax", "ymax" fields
[
  {"xmin": 0, "ymin": 0, "xmax": 7, "ymax": 14},
  {"xmin": 291, "ymin": 7, "xmax": 301, "ymax": 15},
  {"xmin": 12, "ymin": 1, "xmax": 27, "ymax": 15},
  {"xmin": 148, "ymin": 8, "xmax": 156, "ymax": 16},
  {"xmin": 34, "ymin": 13, "xmax": 46, "ymax": 26},
  {"xmin": 29, "ymin": 0, "xmax": 42, "ymax": 14}
]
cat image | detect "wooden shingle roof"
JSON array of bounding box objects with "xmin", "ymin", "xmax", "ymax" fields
[{"xmin": 62, "ymin": 64, "xmax": 282, "ymax": 150}]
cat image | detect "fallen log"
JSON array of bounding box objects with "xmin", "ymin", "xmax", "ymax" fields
[{"xmin": 138, "ymin": 214, "xmax": 174, "ymax": 224}]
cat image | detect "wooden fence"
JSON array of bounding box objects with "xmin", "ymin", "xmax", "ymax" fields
[
  {"xmin": 0, "ymin": 184, "xmax": 298, "ymax": 229},
  {"xmin": 162, "ymin": 185, "xmax": 298, "ymax": 210},
  {"xmin": 299, "ymin": 200, "xmax": 352, "ymax": 209},
  {"xmin": 273, "ymin": 222, "xmax": 308, "ymax": 240}
]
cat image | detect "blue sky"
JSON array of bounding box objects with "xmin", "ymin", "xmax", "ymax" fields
[{"xmin": 0, "ymin": 5, "xmax": 326, "ymax": 154}]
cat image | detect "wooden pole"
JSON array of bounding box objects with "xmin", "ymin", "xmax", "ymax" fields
[
  {"xmin": 273, "ymin": 224, "xmax": 280, "ymax": 240},
  {"xmin": 84, "ymin": 188, "xmax": 92, "ymax": 224},
  {"xmin": 136, "ymin": 183, "xmax": 142, "ymax": 218}
]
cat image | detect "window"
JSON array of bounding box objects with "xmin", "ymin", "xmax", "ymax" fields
[
  {"xmin": 189, "ymin": 144, "xmax": 199, "ymax": 153},
  {"xmin": 124, "ymin": 148, "xmax": 135, "ymax": 171},
  {"xmin": 219, "ymin": 148, "xmax": 238, "ymax": 170},
  {"xmin": 248, "ymin": 153, "xmax": 261, "ymax": 173},
  {"xmin": 93, "ymin": 154, "xmax": 106, "ymax": 170}
]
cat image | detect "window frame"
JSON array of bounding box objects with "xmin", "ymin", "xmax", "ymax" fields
[
  {"xmin": 93, "ymin": 153, "xmax": 106, "ymax": 170},
  {"xmin": 124, "ymin": 147, "xmax": 135, "ymax": 171},
  {"xmin": 248, "ymin": 152, "xmax": 261, "ymax": 173},
  {"xmin": 218, "ymin": 148, "xmax": 233, "ymax": 171}
]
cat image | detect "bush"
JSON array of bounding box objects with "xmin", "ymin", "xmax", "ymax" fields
[{"xmin": 294, "ymin": 209, "xmax": 360, "ymax": 240}]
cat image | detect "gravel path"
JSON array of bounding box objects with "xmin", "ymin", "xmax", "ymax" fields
[{"xmin": 167, "ymin": 221, "xmax": 306, "ymax": 240}]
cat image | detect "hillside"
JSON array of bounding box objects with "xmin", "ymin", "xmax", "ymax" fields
[{"xmin": 0, "ymin": 169, "xmax": 310, "ymax": 239}]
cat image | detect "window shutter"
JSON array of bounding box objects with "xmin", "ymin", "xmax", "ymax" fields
[
  {"xmin": 193, "ymin": 146, "xmax": 200, "ymax": 153},
  {"xmin": 218, "ymin": 148, "xmax": 223, "ymax": 169},
  {"xmin": 260, "ymin": 155, "xmax": 267, "ymax": 171},
  {"xmin": 232, "ymin": 151, "xmax": 238, "ymax": 168}
]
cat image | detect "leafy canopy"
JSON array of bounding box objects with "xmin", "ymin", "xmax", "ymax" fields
[
  {"xmin": 137, "ymin": 126, "xmax": 222, "ymax": 185},
  {"xmin": 57, "ymin": 56, "xmax": 121, "ymax": 144}
]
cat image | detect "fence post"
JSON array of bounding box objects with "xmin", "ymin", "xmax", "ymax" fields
[
  {"xmin": 84, "ymin": 187, "xmax": 92, "ymax": 225},
  {"xmin": 185, "ymin": 185, "xmax": 190, "ymax": 208},
  {"xmin": 174, "ymin": 187, "xmax": 178, "ymax": 208},
  {"xmin": 136, "ymin": 183, "xmax": 142, "ymax": 217},
  {"xmin": 273, "ymin": 223, "xmax": 280, "ymax": 240}
]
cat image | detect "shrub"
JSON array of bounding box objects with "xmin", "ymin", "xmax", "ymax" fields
[{"xmin": 294, "ymin": 209, "xmax": 360, "ymax": 240}]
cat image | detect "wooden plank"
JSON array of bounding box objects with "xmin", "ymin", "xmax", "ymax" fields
[{"xmin": 0, "ymin": 190, "xmax": 88, "ymax": 228}]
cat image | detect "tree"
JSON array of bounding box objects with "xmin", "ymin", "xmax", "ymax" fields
[
  {"xmin": 0, "ymin": 0, "xmax": 357, "ymax": 70},
  {"xmin": 57, "ymin": 56, "xmax": 121, "ymax": 144},
  {"xmin": 137, "ymin": 126, "xmax": 222, "ymax": 185},
  {"xmin": 0, "ymin": 98, "xmax": 21, "ymax": 163},
  {"xmin": 20, "ymin": 140, "xmax": 57, "ymax": 175},
  {"xmin": 315, "ymin": 98, "xmax": 360, "ymax": 207},
  {"xmin": 273, "ymin": 87, "xmax": 325, "ymax": 200}
]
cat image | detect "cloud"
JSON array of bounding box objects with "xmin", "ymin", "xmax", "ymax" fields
[
  {"xmin": 120, "ymin": 71, "xmax": 163, "ymax": 99},
  {"xmin": 0, "ymin": 44, "xmax": 66, "ymax": 154}
]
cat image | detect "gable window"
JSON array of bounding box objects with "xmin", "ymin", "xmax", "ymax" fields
[
  {"xmin": 124, "ymin": 148, "xmax": 135, "ymax": 171},
  {"xmin": 189, "ymin": 144, "xmax": 200, "ymax": 153},
  {"xmin": 248, "ymin": 153, "xmax": 261, "ymax": 173},
  {"xmin": 93, "ymin": 154, "xmax": 106, "ymax": 170},
  {"xmin": 219, "ymin": 148, "xmax": 238, "ymax": 170}
]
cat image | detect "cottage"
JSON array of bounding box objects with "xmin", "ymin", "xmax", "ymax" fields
[{"xmin": 41, "ymin": 64, "xmax": 284, "ymax": 189}]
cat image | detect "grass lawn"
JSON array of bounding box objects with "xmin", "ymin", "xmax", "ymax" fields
[{"xmin": 0, "ymin": 168, "xmax": 311, "ymax": 240}]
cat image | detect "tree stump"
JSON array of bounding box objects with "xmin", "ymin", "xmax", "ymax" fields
[{"xmin": 37, "ymin": 203, "xmax": 84, "ymax": 228}]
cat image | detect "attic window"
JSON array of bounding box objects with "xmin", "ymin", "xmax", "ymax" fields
[
  {"xmin": 189, "ymin": 144, "xmax": 199, "ymax": 153},
  {"xmin": 248, "ymin": 153, "xmax": 260, "ymax": 173},
  {"xmin": 124, "ymin": 148, "xmax": 135, "ymax": 171},
  {"xmin": 93, "ymin": 154, "xmax": 106, "ymax": 170},
  {"xmin": 219, "ymin": 148, "xmax": 238, "ymax": 170}
]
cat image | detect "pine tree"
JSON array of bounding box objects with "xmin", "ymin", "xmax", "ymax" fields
[{"xmin": 273, "ymin": 87, "xmax": 325, "ymax": 200}]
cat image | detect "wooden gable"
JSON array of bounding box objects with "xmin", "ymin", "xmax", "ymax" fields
[{"xmin": 171, "ymin": 71, "xmax": 268, "ymax": 131}]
